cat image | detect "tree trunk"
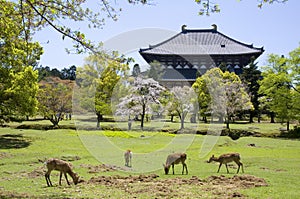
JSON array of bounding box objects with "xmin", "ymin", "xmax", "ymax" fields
[
  {"xmin": 141, "ymin": 104, "xmax": 146, "ymax": 130},
  {"xmin": 226, "ymin": 116, "xmax": 230, "ymax": 129},
  {"xmin": 270, "ymin": 112, "xmax": 275, "ymax": 123},
  {"xmin": 170, "ymin": 115, "xmax": 174, "ymax": 122},
  {"xmin": 287, "ymin": 121, "xmax": 290, "ymax": 131},
  {"xmin": 96, "ymin": 113, "xmax": 103, "ymax": 129},
  {"xmin": 179, "ymin": 114, "xmax": 184, "ymax": 130},
  {"xmin": 249, "ymin": 111, "xmax": 254, "ymax": 123}
]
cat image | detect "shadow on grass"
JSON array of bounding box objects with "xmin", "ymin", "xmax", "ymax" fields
[{"xmin": 0, "ymin": 134, "xmax": 31, "ymax": 149}]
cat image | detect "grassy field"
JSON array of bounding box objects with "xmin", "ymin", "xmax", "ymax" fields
[{"xmin": 0, "ymin": 120, "xmax": 300, "ymax": 198}]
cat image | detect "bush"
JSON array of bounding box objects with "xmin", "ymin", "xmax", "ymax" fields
[{"xmin": 279, "ymin": 126, "xmax": 300, "ymax": 138}]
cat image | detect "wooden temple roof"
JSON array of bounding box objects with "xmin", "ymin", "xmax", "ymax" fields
[{"xmin": 139, "ymin": 25, "xmax": 264, "ymax": 57}]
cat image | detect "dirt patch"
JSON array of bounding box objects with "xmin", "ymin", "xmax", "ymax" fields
[
  {"xmin": 0, "ymin": 152, "xmax": 12, "ymax": 159},
  {"xmin": 80, "ymin": 164, "xmax": 132, "ymax": 173},
  {"xmin": 260, "ymin": 167, "xmax": 286, "ymax": 173},
  {"xmin": 206, "ymin": 175, "xmax": 268, "ymax": 188},
  {"xmin": 86, "ymin": 174, "xmax": 267, "ymax": 198},
  {"xmin": 27, "ymin": 166, "xmax": 45, "ymax": 178}
]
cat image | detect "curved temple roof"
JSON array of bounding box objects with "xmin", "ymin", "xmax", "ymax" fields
[{"xmin": 139, "ymin": 25, "xmax": 264, "ymax": 56}]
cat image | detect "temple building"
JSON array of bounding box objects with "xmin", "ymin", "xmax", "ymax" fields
[{"xmin": 139, "ymin": 25, "xmax": 264, "ymax": 87}]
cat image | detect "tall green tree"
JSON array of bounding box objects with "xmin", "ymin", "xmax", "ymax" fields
[
  {"xmin": 240, "ymin": 60, "xmax": 262, "ymax": 123},
  {"xmin": 76, "ymin": 52, "xmax": 129, "ymax": 128},
  {"xmin": 193, "ymin": 68, "xmax": 253, "ymax": 129},
  {"xmin": 259, "ymin": 47, "xmax": 300, "ymax": 130},
  {"xmin": 0, "ymin": 1, "xmax": 42, "ymax": 124}
]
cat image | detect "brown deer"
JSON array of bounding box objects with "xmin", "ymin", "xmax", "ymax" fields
[
  {"xmin": 207, "ymin": 153, "xmax": 244, "ymax": 174},
  {"xmin": 44, "ymin": 158, "xmax": 79, "ymax": 186},
  {"xmin": 124, "ymin": 149, "xmax": 132, "ymax": 167},
  {"xmin": 163, "ymin": 153, "xmax": 188, "ymax": 175}
]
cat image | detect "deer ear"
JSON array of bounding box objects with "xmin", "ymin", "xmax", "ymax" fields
[{"xmin": 212, "ymin": 155, "xmax": 215, "ymax": 157}]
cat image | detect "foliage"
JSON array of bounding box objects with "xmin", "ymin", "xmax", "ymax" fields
[
  {"xmin": 76, "ymin": 52, "xmax": 129, "ymax": 128},
  {"xmin": 36, "ymin": 65, "xmax": 77, "ymax": 81},
  {"xmin": 3, "ymin": 0, "xmax": 288, "ymax": 54},
  {"xmin": 168, "ymin": 86, "xmax": 197, "ymax": 129},
  {"xmin": 259, "ymin": 47, "xmax": 300, "ymax": 130},
  {"xmin": 193, "ymin": 68, "xmax": 253, "ymax": 129},
  {"xmin": 38, "ymin": 76, "xmax": 74, "ymax": 126},
  {"xmin": 194, "ymin": 0, "xmax": 287, "ymax": 15},
  {"xmin": 0, "ymin": 1, "xmax": 43, "ymax": 69},
  {"xmin": 0, "ymin": 66, "xmax": 39, "ymax": 124},
  {"xmin": 115, "ymin": 77, "xmax": 165, "ymax": 129},
  {"xmin": 192, "ymin": 74, "xmax": 211, "ymax": 122},
  {"xmin": 0, "ymin": 2, "xmax": 42, "ymax": 124},
  {"xmin": 3, "ymin": 0, "xmax": 149, "ymax": 53},
  {"xmin": 132, "ymin": 64, "xmax": 141, "ymax": 77},
  {"xmin": 146, "ymin": 61, "xmax": 164, "ymax": 81},
  {"xmin": 240, "ymin": 61, "xmax": 262, "ymax": 122}
]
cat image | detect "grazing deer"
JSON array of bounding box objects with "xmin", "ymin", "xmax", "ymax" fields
[
  {"xmin": 124, "ymin": 150, "xmax": 132, "ymax": 167},
  {"xmin": 163, "ymin": 153, "xmax": 188, "ymax": 175},
  {"xmin": 207, "ymin": 153, "xmax": 244, "ymax": 174},
  {"xmin": 44, "ymin": 158, "xmax": 79, "ymax": 186}
]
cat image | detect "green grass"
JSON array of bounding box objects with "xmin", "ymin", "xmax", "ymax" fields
[{"xmin": 1, "ymin": 121, "xmax": 300, "ymax": 198}]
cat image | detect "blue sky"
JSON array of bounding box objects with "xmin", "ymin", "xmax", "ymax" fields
[{"xmin": 34, "ymin": 0, "xmax": 300, "ymax": 70}]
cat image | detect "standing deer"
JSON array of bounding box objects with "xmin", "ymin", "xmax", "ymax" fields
[
  {"xmin": 207, "ymin": 153, "xmax": 244, "ymax": 174},
  {"xmin": 163, "ymin": 153, "xmax": 188, "ymax": 175},
  {"xmin": 124, "ymin": 150, "xmax": 132, "ymax": 167},
  {"xmin": 44, "ymin": 158, "xmax": 79, "ymax": 186}
]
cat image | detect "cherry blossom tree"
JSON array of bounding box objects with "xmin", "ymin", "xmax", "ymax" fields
[
  {"xmin": 115, "ymin": 77, "xmax": 165, "ymax": 129},
  {"xmin": 169, "ymin": 86, "xmax": 197, "ymax": 130}
]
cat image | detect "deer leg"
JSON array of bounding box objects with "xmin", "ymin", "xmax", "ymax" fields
[
  {"xmin": 217, "ymin": 163, "xmax": 222, "ymax": 173},
  {"xmin": 45, "ymin": 174, "xmax": 50, "ymax": 187},
  {"xmin": 225, "ymin": 163, "xmax": 229, "ymax": 173},
  {"xmin": 238, "ymin": 161, "xmax": 244, "ymax": 173},
  {"xmin": 45, "ymin": 171, "xmax": 52, "ymax": 187},
  {"xmin": 172, "ymin": 164, "xmax": 175, "ymax": 175},
  {"xmin": 183, "ymin": 163, "xmax": 188, "ymax": 175},
  {"xmin": 64, "ymin": 173, "xmax": 70, "ymax": 185},
  {"xmin": 234, "ymin": 160, "xmax": 244, "ymax": 173},
  {"xmin": 59, "ymin": 172, "xmax": 63, "ymax": 185}
]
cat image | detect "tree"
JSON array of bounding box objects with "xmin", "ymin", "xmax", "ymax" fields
[
  {"xmin": 38, "ymin": 77, "xmax": 74, "ymax": 126},
  {"xmin": 240, "ymin": 60, "xmax": 262, "ymax": 123},
  {"xmin": 222, "ymin": 71, "xmax": 253, "ymax": 129},
  {"xmin": 116, "ymin": 77, "xmax": 165, "ymax": 129},
  {"xmin": 169, "ymin": 86, "xmax": 197, "ymax": 130},
  {"xmin": 76, "ymin": 52, "xmax": 129, "ymax": 128},
  {"xmin": 194, "ymin": 0, "xmax": 287, "ymax": 15},
  {"xmin": 146, "ymin": 61, "xmax": 164, "ymax": 81},
  {"xmin": 259, "ymin": 48, "xmax": 300, "ymax": 130},
  {"xmin": 132, "ymin": 64, "xmax": 141, "ymax": 77},
  {"xmin": 61, "ymin": 65, "xmax": 77, "ymax": 80},
  {"xmin": 192, "ymin": 75, "xmax": 211, "ymax": 123},
  {"xmin": 193, "ymin": 68, "xmax": 253, "ymax": 129},
  {"xmin": 0, "ymin": 1, "xmax": 42, "ymax": 124}
]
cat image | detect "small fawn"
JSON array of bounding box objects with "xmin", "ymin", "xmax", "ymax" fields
[
  {"xmin": 44, "ymin": 158, "xmax": 79, "ymax": 186},
  {"xmin": 163, "ymin": 153, "xmax": 188, "ymax": 175},
  {"xmin": 124, "ymin": 150, "xmax": 132, "ymax": 167},
  {"xmin": 207, "ymin": 153, "xmax": 244, "ymax": 174}
]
